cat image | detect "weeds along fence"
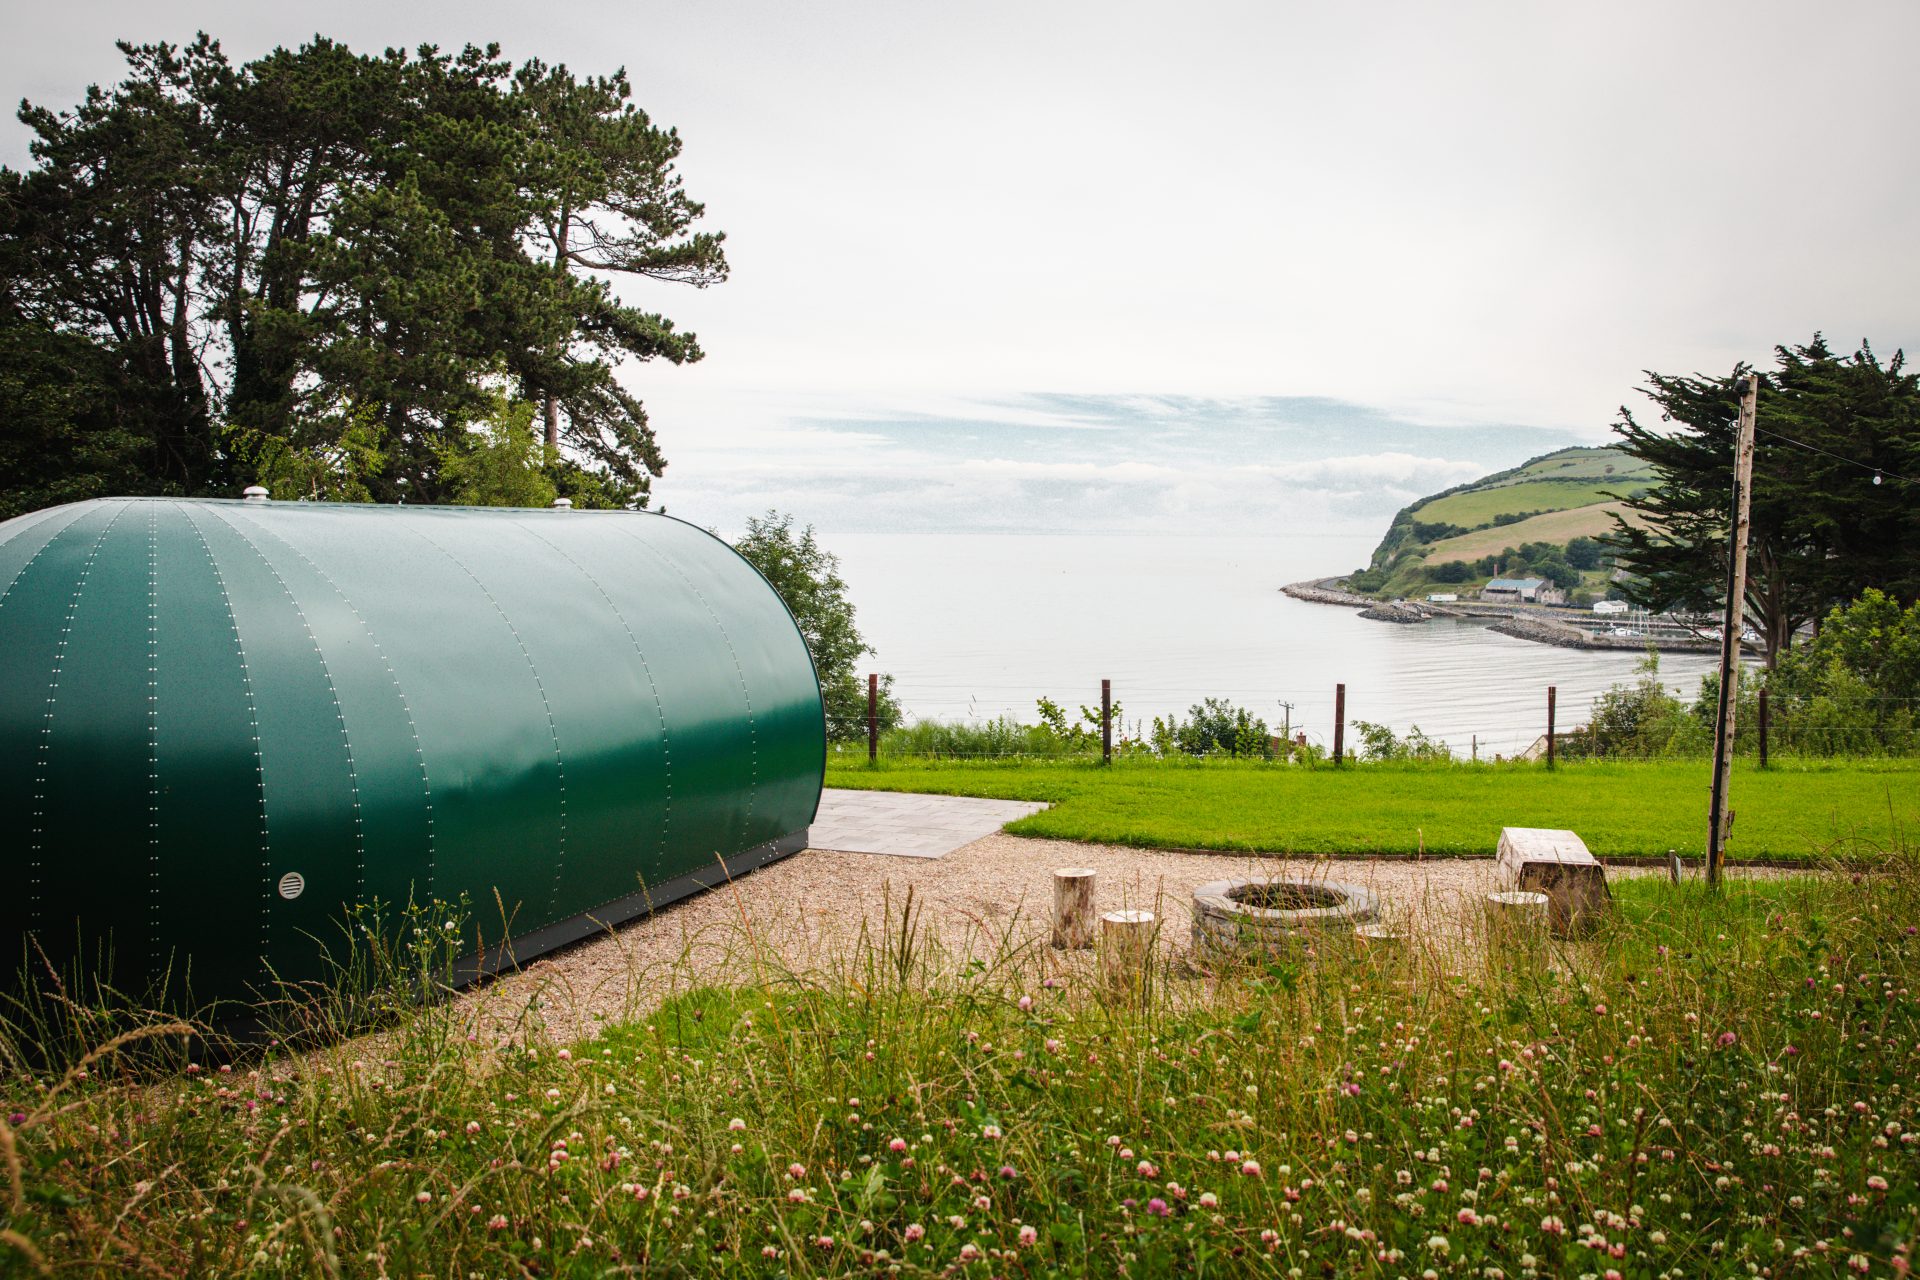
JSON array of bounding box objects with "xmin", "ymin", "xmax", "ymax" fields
[{"xmin": 826, "ymin": 676, "xmax": 1920, "ymax": 764}]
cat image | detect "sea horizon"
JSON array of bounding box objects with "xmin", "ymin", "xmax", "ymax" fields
[{"xmin": 829, "ymin": 529, "xmax": 1721, "ymax": 757}]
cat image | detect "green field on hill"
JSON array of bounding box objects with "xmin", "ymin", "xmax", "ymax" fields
[
  {"xmin": 1420, "ymin": 501, "xmax": 1643, "ymax": 565},
  {"xmin": 824, "ymin": 756, "xmax": 1917, "ymax": 860},
  {"xmin": 1466, "ymin": 444, "xmax": 1652, "ymax": 487},
  {"xmin": 1355, "ymin": 445, "xmax": 1659, "ymax": 599},
  {"xmin": 1413, "ymin": 479, "xmax": 1637, "ymax": 530}
]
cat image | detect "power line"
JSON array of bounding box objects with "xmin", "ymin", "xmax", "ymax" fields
[{"xmin": 1754, "ymin": 425, "xmax": 1919, "ymax": 488}]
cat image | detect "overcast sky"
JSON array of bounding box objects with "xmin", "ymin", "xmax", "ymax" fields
[{"xmin": 6, "ymin": 1, "xmax": 1916, "ymax": 534}]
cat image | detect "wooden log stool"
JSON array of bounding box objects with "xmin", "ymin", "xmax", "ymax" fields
[
  {"xmin": 1483, "ymin": 889, "xmax": 1551, "ymax": 962},
  {"xmin": 1353, "ymin": 920, "xmax": 1412, "ymax": 980},
  {"xmin": 1052, "ymin": 868, "xmax": 1097, "ymax": 949},
  {"xmin": 1099, "ymin": 908, "xmax": 1157, "ymax": 1003}
]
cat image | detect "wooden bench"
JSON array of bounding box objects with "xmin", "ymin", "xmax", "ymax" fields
[{"xmin": 1496, "ymin": 827, "xmax": 1610, "ymax": 936}]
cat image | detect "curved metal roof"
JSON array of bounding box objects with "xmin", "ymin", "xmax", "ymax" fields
[{"xmin": 0, "ymin": 498, "xmax": 824, "ymax": 1010}]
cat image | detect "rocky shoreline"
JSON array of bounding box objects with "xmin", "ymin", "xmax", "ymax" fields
[
  {"xmin": 1280, "ymin": 577, "xmax": 1373, "ymax": 607},
  {"xmin": 1357, "ymin": 600, "xmax": 1444, "ymax": 624},
  {"xmin": 1282, "ymin": 578, "xmax": 1722, "ymax": 654},
  {"xmin": 1487, "ymin": 614, "xmax": 1718, "ymax": 653}
]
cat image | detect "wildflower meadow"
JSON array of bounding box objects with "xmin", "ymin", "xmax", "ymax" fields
[{"xmin": 2, "ymin": 861, "xmax": 1917, "ymax": 1277}]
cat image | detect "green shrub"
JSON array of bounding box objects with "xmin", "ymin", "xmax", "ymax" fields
[
  {"xmin": 1575, "ymin": 653, "xmax": 1709, "ymax": 758},
  {"xmin": 1349, "ymin": 719, "xmax": 1454, "ymax": 762},
  {"xmin": 1574, "ymin": 593, "xmax": 1920, "ymax": 759},
  {"xmin": 1151, "ymin": 698, "xmax": 1273, "ymax": 759},
  {"xmin": 733, "ymin": 512, "xmax": 902, "ymax": 744},
  {"xmin": 1769, "ymin": 590, "xmax": 1920, "ymax": 756},
  {"xmin": 1347, "ymin": 567, "xmax": 1389, "ymax": 594}
]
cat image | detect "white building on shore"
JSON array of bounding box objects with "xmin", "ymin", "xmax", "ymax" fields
[{"xmin": 1480, "ymin": 576, "xmax": 1565, "ymax": 605}]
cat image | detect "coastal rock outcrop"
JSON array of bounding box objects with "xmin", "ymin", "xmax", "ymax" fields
[
  {"xmin": 1358, "ymin": 600, "xmax": 1444, "ymax": 624},
  {"xmin": 1487, "ymin": 616, "xmax": 1716, "ymax": 653},
  {"xmin": 1281, "ymin": 578, "xmax": 1373, "ymax": 607}
]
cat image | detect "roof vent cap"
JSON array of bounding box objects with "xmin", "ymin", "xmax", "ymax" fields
[
  {"xmin": 242, "ymin": 485, "xmax": 270, "ymax": 503},
  {"xmin": 551, "ymin": 497, "xmax": 573, "ymax": 510}
]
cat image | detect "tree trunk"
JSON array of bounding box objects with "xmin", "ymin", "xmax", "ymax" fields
[
  {"xmin": 1751, "ymin": 543, "xmax": 1790, "ymax": 667},
  {"xmin": 546, "ymin": 208, "xmax": 571, "ymax": 453}
]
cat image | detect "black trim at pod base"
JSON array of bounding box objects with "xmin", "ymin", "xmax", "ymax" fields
[
  {"xmin": 199, "ymin": 831, "xmax": 809, "ymax": 1049},
  {"xmin": 451, "ymin": 828, "xmax": 810, "ymax": 986}
]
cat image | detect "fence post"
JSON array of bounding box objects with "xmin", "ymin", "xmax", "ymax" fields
[
  {"xmin": 1101, "ymin": 678, "xmax": 1112, "ymax": 765},
  {"xmin": 1333, "ymin": 683, "xmax": 1346, "ymax": 766},
  {"xmin": 867, "ymin": 672, "xmax": 878, "ymax": 763},
  {"xmin": 1546, "ymin": 685, "xmax": 1557, "ymax": 770},
  {"xmin": 1758, "ymin": 687, "xmax": 1770, "ymax": 769}
]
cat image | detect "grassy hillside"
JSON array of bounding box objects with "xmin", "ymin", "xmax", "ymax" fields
[
  {"xmin": 1415, "ymin": 479, "xmax": 1625, "ymax": 528},
  {"xmin": 1351, "ymin": 445, "xmax": 1653, "ymax": 601},
  {"xmin": 1422, "ymin": 500, "xmax": 1646, "ymax": 564},
  {"xmin": 1481, "ymin": 446, "xmax": 1651, "ymax": 485}
]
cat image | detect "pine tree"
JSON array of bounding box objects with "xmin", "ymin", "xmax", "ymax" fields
[
  {"xmin": 1605, "ymin": 336, "xmax": 1920, "ymax": 665},
  {"xmin": 1, "ymin": 34, "xmax": 727, "ymax": 514}
]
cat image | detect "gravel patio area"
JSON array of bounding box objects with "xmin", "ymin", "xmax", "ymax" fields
[{"xmin": 457, "ymin": 832, "xmax": 1604, "ymax": 1043}]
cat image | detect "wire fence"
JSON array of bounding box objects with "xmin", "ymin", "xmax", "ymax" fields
[{"xmin": 826, "ymin": 678, "xmax": 1920, "ymax": 763}]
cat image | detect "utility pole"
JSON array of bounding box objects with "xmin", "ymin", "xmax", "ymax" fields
[
  {"xmin": 1277, "ymin": 700, "xmax": 1293, "ymax": 742},
  {"xmin": 1706, "ymin": 373, "xmax": 1759, "ymax": 888}
]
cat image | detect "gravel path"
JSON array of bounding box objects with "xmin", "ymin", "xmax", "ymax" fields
[{"xmin": 458, "ymin": 835, "xmax": 1560, "ymax": 1043}]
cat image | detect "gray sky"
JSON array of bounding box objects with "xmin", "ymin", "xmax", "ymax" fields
[{"xmin": 6, "ymin": 1, "xmax": 1916, "ymax": 534}]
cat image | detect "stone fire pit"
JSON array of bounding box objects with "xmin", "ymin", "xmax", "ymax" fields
[{"xmin": 1191, "ymin": 877, "xmax": 1380, "ymax": 954}]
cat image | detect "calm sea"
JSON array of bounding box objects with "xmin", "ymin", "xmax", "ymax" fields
[{"xmin": 830, "ymin": 532, "xmax": 1723, "ymax": 758}]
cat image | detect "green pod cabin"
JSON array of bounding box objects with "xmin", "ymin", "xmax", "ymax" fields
[{"xmin": 0, "ymin": 497, "xmax": 824, "ymax": 1010}]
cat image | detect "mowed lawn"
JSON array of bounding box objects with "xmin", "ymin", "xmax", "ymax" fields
[{"xmin": 823, "ymin": 757, "xmax": 1919, "ymax": 860}]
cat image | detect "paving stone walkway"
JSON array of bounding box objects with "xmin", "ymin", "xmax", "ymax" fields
[{"xmin": 807, "ymin": 787, "xmax": 1048, "ymax": 858}]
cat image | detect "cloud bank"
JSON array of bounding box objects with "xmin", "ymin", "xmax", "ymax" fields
[{"xmin": 647, "ymin": 390, "xmax": 1573, "ymax": 538}]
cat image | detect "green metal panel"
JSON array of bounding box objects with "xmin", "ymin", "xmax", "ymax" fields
[{"xmin": 0, "ymin": 498, "xmax": 825, "ymax": 1012}]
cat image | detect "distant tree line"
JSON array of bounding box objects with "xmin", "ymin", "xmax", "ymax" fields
[
  {"xmin": 0, "ymin": 34, "xmax": 726, "ymax": 518},
  {"xmin": 1352, "ymin": 536, "xmax": 1608, "ymax": 597},
  {"xmin": 1418, "ymin": 537, "xmax": 1607, "ymax": 590}
]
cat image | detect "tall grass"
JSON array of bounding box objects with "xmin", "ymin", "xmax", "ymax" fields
[
  {"xmin": 2, "ymin": 853, "xmax": 1917, "ymax": 1276},
  {"xmin": 837, "ymin": 716, "xmax": 1099, "ymax": 761}
]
